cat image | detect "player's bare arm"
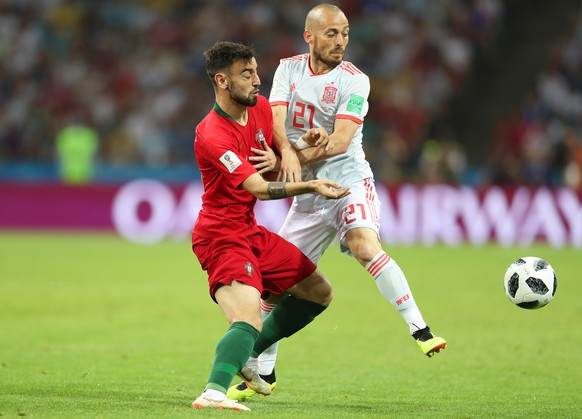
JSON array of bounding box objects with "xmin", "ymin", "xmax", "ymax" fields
[
  {"xmin": 242, "ymin": 172, "xmax": 350, "ymax": 201},
  {"xmin": 271, "ymin": 105, "xmax": 302, "ymax": 182},
  {"xmin": 296, "ymin": 118, "xmax": 359, "ymax": 164}
]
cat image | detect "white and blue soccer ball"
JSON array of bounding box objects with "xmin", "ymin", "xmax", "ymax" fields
[{"xmin": 503, "ymin": 256, "xmax": 557, "ymax": 309}]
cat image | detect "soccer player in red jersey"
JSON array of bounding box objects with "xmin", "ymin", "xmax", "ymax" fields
[{"xmin": 191, "ymin": 41, "xmax": 350, "ymax": 411}]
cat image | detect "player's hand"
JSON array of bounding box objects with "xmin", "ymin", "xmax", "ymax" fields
[
  {"xmin": 312, "ymin": 179, "xmax": 350, "ymax": 200},
  {"xmin": 303, "ymin": 127, "xmax": 334, "ymax": 152},
  {"xmin": 250, "ymin": 142, "xmax": 278, "ymax": 174},
  {"xmin": 277, "ymin": 148, "xmax": 301, "ymax": 182}
]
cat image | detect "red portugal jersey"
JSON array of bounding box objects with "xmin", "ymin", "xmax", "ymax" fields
[{"xmin": 193, "ymin": 95, "xmax": 273, "ymax": 238}]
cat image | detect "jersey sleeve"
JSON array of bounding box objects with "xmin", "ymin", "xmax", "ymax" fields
[
  {"xmin": 336, "ymin": 73, "xmax": 370, "ymax": 125},
  {"xmin": 195, "ymin": 128, "xmax": 256, "ymax": 189},
  {"xmin": 269, "ymin": 61, "xmax": 290, "ymax": 107}
]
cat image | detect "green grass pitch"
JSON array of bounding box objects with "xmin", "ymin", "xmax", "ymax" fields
[{"xmin": 1, "ymin": 232, "xmax": 581, "ymax": 418}]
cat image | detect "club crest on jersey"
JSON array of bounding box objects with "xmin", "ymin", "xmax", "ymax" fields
[
  {"xmin": 243, "ymin": 262, "xmax": 254, "ymax": 276},
  {"xmin": 255, "ymin": 128, "xmax": 265, "ymax": 146},
  {"xmin": 321, "ymin": 84, "xmax": 338, "ymax": 104}
]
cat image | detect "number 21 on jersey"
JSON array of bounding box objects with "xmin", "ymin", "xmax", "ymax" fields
[
  {"xmin": 343, "ymin": 203, "xmax": 367, "ymax": 225},
  {"xmin": 292, "ymin": 102, "xmax": 315, "ymax": 129}
]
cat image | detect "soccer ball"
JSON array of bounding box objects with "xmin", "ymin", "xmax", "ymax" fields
[{"xmin": 503, "ymin": 256, "xmax": 557, "ymax": 309}]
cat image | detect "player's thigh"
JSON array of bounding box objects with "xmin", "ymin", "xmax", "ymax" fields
[
  {"xmin": 278, "ymin": 209, "xmax": 337, "ymax": 264},
  {"xmin": 337, "ymin": 179, "xmax": 381, "ymax": 255},
  {"xmin": 215, "ymin": 280, "xmax": 262, "ymax": 330},
  {"xmin": 193, "ymin": 235, "xmax": 264, "ymax": 302},
  {"xmin": 256, "ymin": 227, "xmax": 317, "ymax": 295}
]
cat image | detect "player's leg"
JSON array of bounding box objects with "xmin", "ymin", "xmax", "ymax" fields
[
  {"xmin": 193, "ymin": 281, "xmax": 267, "ymax": 411},
  {"xmin": 192, "ymin": 237, "xmax": 272, "ymax": 410},
  {"xmin": 345, "ymin": 226, "xmax": 427, "ymax": 329},
  {"xmin": 345, "ymin": 227, "xmax": 446, "ymax": 356},
  {"xmin": 340, "ymin": 179, "xmax": 446, "ymax": 357},
  {"xmin": 228, "ymin": 228, "xmax": 335, "ymax": 401},
  {"xmin": 257, "ymin": 211, "xmax": 335, "ymax": 374},
  {"xmin": 227, "ymin": 296, "xmax": 282, "ymax": 401},
  {"xmin": 251, "ymin": 266, "xmax": 332, "ymax": 357}
]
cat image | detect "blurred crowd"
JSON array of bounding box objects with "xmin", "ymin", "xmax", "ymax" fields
[
  {"xmin": 0, "ymin": 0, "xmax": 512, "ymax": 184},
  {"xmin": 489, "ymin": 11, "xmax": 582, "ymax": 189}
]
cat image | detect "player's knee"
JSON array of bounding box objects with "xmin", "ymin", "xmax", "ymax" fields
[
  {"xmin": 240, "ymin": 317, "xmax": 263, "ymax": 332},
  {"xmin": 289, "ymin": 270, "xmax": 333, "ymax": 305},
  {"xmin": 264, "ymin": 292, "xmax": 286, "ymax": 305},
  {"xmin": 346, "ymin": 230, "xmax": 383, "ymax": 265},
  {"xmin": 227, "ymin": 314, "xmax": 263, "ymax": 332},
  {"xmin": 307, "ymin": 271, "xmax": 333, "ymax": 305},
  {"xmin": 314, "ymin": 281, "xmax": 333, "ymax": 305},
  {"xmin": 350, "ymin": 240, "xmax": 382, "ymax": 266}
]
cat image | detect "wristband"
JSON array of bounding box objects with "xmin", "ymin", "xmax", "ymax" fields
[{"xmin": 295, "ymin": 136, "xmax": 311, "ymax": 150}]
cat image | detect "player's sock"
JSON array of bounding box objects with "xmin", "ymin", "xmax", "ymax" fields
[
  {"xmin": 201, "ymin": 388, "xmax": 226, "ymax": 401},
  {"xmin": 366, "ymin": 251, "xmax": 427, "ymax": 335},
  {"xmin": 257, "ymin": 300, "xmax": 279, "ymax": 375},
  {"xmin": 205, "ymin": 321, "xmax": 260, "ymax": 394},
  {"xmin": 251, "ymin": 296, "xmax": 327, "ymax": 357}
]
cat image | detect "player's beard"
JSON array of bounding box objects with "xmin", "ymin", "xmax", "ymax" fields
[
  {"xmin": 229, "ymin": 84, "xmax": 258, "ymax": 107},
  {"xmin": 313, "ymin": 46, "xmax": 344, "ymax": 69}
]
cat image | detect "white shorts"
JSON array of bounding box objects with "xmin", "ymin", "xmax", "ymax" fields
[{"xmin": 278, "ymin": 178, "xmax": 381, "ymax": 264}]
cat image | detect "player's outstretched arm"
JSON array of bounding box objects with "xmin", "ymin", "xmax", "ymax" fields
[{"xmin": 242, "ymin": 172, "xmax": 349, "ymax": 201}]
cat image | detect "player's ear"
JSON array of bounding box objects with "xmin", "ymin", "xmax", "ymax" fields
[
  {"xmin": 304, "ymin": 29, "xmax": 312, "ymax": 44},
  {"xmin": 215, "ymin": 72, "xmax": 228, "ymax": 90}
]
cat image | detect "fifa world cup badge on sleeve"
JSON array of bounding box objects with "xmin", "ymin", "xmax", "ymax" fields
[{"xmin": 219, "ymin": 151, "xmax": 242, "ymax": 173}]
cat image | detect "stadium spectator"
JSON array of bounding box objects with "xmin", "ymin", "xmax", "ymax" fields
[
  {"xmin": 0, "ymin": 0, "xmax": 504, "ymax": 184},
  {"xmin": 489, "ymin": 11, "xmax": 582, "ymax": 189}
]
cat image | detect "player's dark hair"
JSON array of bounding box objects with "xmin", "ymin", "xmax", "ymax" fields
[{"xmin": 203, "ymin": 41, "xmax": 255, "ymax": 86}]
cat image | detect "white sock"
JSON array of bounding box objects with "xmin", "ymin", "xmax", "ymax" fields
[
  {"xmin": 366, "ymin": 251, "xmax": 427, "ymax": 334},
  {"xmin": 257, "ymin": 300, "xmax": 279, "ymax": 376},
  {"xmin": 202, "ymin": 388, "xmax": 226, "ymax": 400},
  {"xmin": 245, "ymin": 356, "xmax": 258, "ymax": 371}
]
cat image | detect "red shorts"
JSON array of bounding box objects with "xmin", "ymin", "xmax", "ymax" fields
[{"xmin": 192, "ymin": 225, "xmax": 316, "ymax": 301}]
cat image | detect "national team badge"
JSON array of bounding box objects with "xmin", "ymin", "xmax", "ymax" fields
[
  {"xmin": 322, "ymin": 84, "xmax": 338, "ymax": 104},
  {"xmin": 243, "ymin": 262, "xmax": 254, "ymax": 276},
  {"xmin": 255, "ymin": 128, "xmax": 265, "ymax": 146}
]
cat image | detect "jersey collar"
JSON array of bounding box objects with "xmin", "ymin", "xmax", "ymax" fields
[
  {"xmin": 213, "ymin": 102, "xmax": 237, "ymax": 122},
  {"xmin": 308, "ymin": 55, "xmax": 340, "ymax": 76}
]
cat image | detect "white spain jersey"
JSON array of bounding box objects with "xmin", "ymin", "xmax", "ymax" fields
[{"xmin": 269, "ymin": 54, "xmax": 374, "ymax": 193}]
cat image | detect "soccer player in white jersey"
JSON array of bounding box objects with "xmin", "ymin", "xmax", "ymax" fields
[{"xmin": 228, "ymin": 3, "xmax": 447, "ymax": 401}]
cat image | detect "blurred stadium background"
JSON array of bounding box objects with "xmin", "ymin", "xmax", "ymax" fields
[{"xmin": 1, "ymin": 0, "xmax": 581, "ymax": 246}]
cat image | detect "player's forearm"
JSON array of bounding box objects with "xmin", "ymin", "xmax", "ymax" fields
[
  {"xmin": 272, "ymin": 122, "xmax": 295, "ymax": 156},
  {"xmin": 255, "ymin": 180, "xmax": 317, "ymax": 200},
  {"xmin": 297, "ymin": 133, "xmax": 350, "ymax": 164}
]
